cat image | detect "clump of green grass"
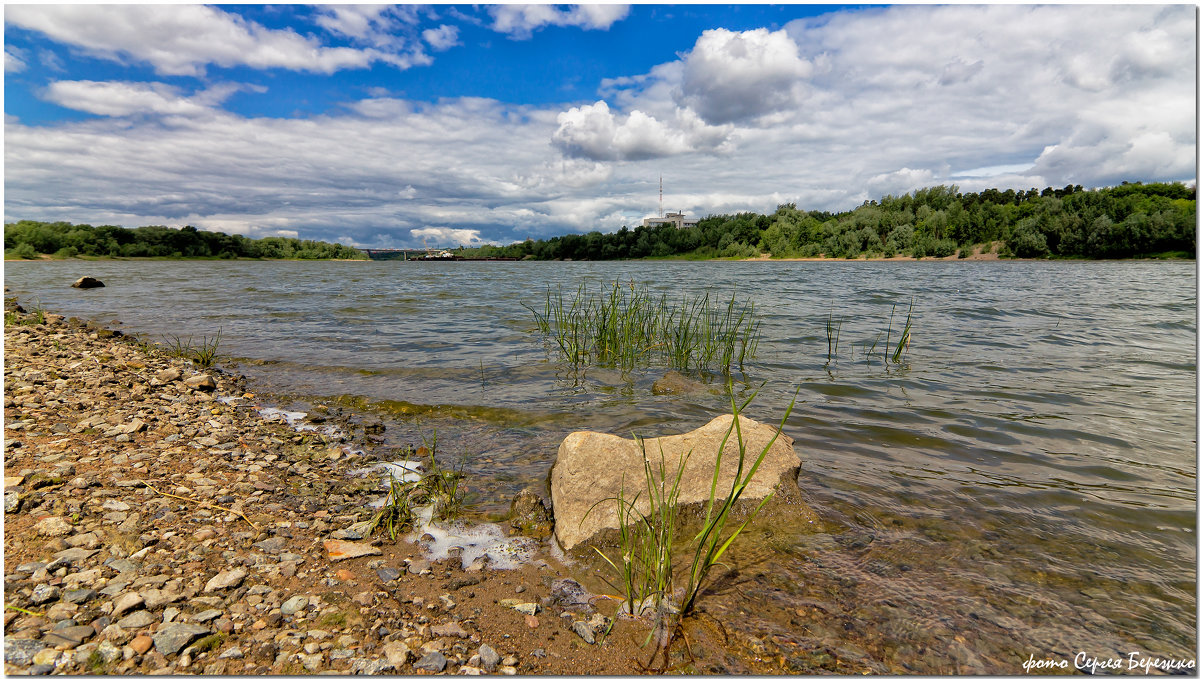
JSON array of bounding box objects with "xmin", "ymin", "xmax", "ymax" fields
[
  {"xmin": 4, "ymin": 298, "xmax": 46, "ymax": 327},
  {"xmin": 825, "ymin": 306, "xmax": 842, "ymax": 362},
  {"xmin": 353, "ymin": 433, "xmax": 467, "ymax": 539},
  {"xmin": 85, "ymin": 650, "xmax": 107, "ymax": 673},
  {"xmin": 161, "ymin": 329, "xmax": 222, "ymax": 367},
  {"xmin": 886, "ymin": 298, "xmax": 914, "ymax": 364},
  {"xmin": 317, "ymin": 611, "xmax": 347, "ymax": 628},
  {"xmin": 588, "ymin": 384, "xmax": 797, "ymax": 671},
  {"xmin": 526, "ymin": 281, "xmax": 760, "ymax": 375},
  {"xmin": 187, "ymin": 632, "xmax": 227, "ymax": 654}
]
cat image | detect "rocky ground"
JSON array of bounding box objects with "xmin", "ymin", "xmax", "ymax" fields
[{"xmin": 4, "ymin": 300, "xmax": 744, "ymax": 675}]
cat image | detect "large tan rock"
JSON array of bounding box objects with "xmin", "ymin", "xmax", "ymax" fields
[{"xmin": 549, "ymin": 414, "xmax": 799, "ymax": 551}]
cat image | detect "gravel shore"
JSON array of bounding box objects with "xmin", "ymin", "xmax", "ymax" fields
[{"xmin": 2, "ymin": 301, "xmax": 692, "ymax": 675}]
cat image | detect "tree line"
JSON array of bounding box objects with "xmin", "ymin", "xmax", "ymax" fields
[
  {"xmin": 4, "ymin": 222, "xmax": 363, "ymax": 260},
  {"xmin": 469, "ymin": 182, "xmax": 1195, "ymax": 261}
]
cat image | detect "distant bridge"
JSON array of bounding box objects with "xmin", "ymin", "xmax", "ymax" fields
[
  {"xmin": 356, "ymin": 248, "xmax": 518, "ymax": 262},
  {"xmin": 358, "ymin": 248, "xmax": 446, "ymax": 261}
]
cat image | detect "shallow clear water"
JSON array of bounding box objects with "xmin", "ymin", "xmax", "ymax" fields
[{"xmin": 6, "ymin": 259, "xmax": 1196, "ymax": 671}]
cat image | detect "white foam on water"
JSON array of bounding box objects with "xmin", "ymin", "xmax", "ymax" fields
[
  {"xmin": 548, "ymin": 536, "xmax": 574, "ymax": 566},
  {"xmin": 371, "ymin": 461, "xmax": 423, "ymax": 487},
  {"xmin": 408, "ymin": 506, "xmax": 538, "ymax": 571},
  {"xmin": 256, "ymin": 407, "xmax": 344, "ymax": 439},
  {"xmin": 257, "ymin": 407, "xmax": 307, "ymax": 425}
]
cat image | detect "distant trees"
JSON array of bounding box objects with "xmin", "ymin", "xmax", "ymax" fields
[
  {"xmin": 3, "ymin": 221, "xmax": 363, "ymax": 260},
  {"xmin": 467, "ymin": 181, "xmax": 1195, "ymax": 261}
]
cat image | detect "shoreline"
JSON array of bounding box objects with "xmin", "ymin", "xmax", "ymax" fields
[
  {"xmin": 1, "ymin": 301, "xmax": 661, "ymax": 675},
  {"xmin": 2, "ymin": 299, "xmax": 819, "ymax": 675}
]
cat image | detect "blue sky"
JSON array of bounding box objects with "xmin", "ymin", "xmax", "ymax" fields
[{"xmin": 4, "ymin": 4, "xmax": 1196, "ymax": 248}]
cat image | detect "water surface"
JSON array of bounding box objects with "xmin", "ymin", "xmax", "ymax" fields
[{"xmin": 6, "ymin": 259, "xmax": 1195, "ymax": 671}]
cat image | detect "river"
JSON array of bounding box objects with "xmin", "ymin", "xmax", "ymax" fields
[{"xmin": 5, "ymin": 259, "xmax": 1195, "ymax": 672}]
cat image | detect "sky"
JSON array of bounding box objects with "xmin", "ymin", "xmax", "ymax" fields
[{"xmin": 4, "ymin": 4, "xmax": 1196, "ymax": 249}]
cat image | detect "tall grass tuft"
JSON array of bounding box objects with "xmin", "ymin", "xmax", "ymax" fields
[
  {"xmin": 587, "ymin": 384, "xmax": 797, "ymax": 670},
  {"xmin": 526, "ymin": 281, "xmax": 761, "ymax": 375},
  {"xmin": 162, "ymin": 329, "xmax": 222, "ymax": 367},
  {"xmin": 887, "ymin": 298, "xmax": 914, "ymax": 364},
  {"xmin": 825, "ymin": 307, "xmax": 842, "ymax": 362}
]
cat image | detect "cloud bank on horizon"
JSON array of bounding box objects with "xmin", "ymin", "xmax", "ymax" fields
[{"xmin": 4, "ymin": 4, "xmax": 1195, "ymax": 248}]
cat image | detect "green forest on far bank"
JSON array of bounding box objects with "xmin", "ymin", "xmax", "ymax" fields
[
  {"xmin": 4, "ymin": 222, "xmax": 362, "ymax": 260},
  {"xmin": 469, "ymin": 182, "xmax": 1196, "ymax": 261},
  {"xmin": 6, "ymin": 181, "xmax": 1194, "ymax": 263}
]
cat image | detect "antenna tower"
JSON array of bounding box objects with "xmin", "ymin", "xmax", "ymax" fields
[{"xmin": 659, "ymin": 174, "xmax": 663, "ymax": 217}]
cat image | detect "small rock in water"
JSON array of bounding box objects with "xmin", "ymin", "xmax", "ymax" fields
[{"xmin": 71, "ymin": 276, "xmax": 105, "ymax": 289}]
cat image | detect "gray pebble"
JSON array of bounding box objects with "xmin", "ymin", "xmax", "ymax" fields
[{"xmin": 413, "ymin": 651, "xmax": 448, "ymax": 673}]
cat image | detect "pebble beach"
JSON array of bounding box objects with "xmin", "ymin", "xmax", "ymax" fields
[{"xmin": 1, "ymin": 299, "xmax": 703, "ymax": 675}]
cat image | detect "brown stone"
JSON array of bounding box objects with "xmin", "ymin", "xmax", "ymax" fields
[
  {"xmin": 128, "ymin": 634, "xmax": 154, "ymax": 655},
  {"xmin": 549, "ymin": 414, "xmax": 800, "ymax": 550},
  {"xmin": 183, "ymin": 375, "xmax": 216, "ymax": 391},
  {"xmin": 323, "ymin": 540, "xmax": 382, "ymax": 562}
]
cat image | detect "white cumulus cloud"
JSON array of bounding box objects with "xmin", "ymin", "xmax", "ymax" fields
[
  {"xmin": 411, "ymin": 227, "xmax": 486, "ymax": 247},
  {"xmin": 489, "ymin": 5, "xmax": 630, "ymax": 39},
  {"xmin": 680, "ymin": 28, "xmax": 813, "ymax": 125},
  {"xmin": 423, "ymin": 25, "xmax": 461, "ymax": 52},
  {"xmin": 551, "ymin": 100, "xmax": 731, "ymax": 161},
  {"xmin": 41, "ymin": 80, "xmax": 255, "ymax": 118},
  {"xmin": 5, "ymin": 5, "xmax": 411, "ymax": 76}
]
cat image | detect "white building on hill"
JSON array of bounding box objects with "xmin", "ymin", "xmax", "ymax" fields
[{"xmin": 642, "ymin": 212, "xmax": 698, "ymax": 229}]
